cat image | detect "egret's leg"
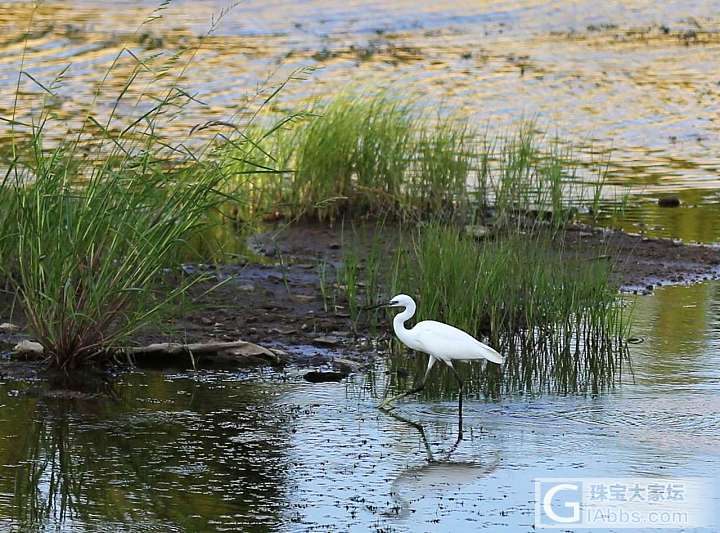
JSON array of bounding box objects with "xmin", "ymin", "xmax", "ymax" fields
[
  {"xmin": 447, "ymin": 363, "xmax": 464, "ymax": 438},
  {"xmin": 381, "ymin": 409, "xmax": 435, "ymax": 462},
  {"xmin": 378, "ymin": 356, "xmax": 436, "ymax": 409}
]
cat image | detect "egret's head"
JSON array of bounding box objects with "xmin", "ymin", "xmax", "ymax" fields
[
  {"xmin": 387, "ymin": 294, "xmax": 414, "ymax": 308},
  {"xmin": 364, "ymin": 294, "xmax": 415, "ymax": 311}
]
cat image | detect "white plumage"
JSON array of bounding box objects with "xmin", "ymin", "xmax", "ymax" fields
[{"xmin": 401, "ymin": 320, "xmax": 504, "ymax": 364}]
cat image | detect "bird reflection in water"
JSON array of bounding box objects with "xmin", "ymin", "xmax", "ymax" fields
[{"xmin": 382, "ymin": 409, "xmax": 501, "ymax": 519}]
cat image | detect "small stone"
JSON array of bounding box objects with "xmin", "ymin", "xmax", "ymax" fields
[
  {"xmin": 303, "ymin": 371, "xmax": 345, "ymax": 383},
  {"xmin": 237, "ymin": 283, "xmax": 255, "ymax": 292},
  {"xmin": 313, "ymin": 335, "xmax": 341, "ymax": 346},
  {"xmin": 270, "ymin": 327, "xmax": 297, "ymax": 335},
  {"xmin": 294, "ymin": 294, "xmax": 315, "ymax": 303},
  {"xmin": 14, "ymin": 340, "xmax": 44, "ymax": 355},
  {"xmin": 0, "ymin": 323, "xmax": 19, "ymax": 333},
  {"xmin": 328, "ymin": 242, "xmax": 341, "ymax": 250},
  {"xmin": 658, "ymin": 197, "xmax": 680, "ymax": 208},
  {"xmin": 464, "ymin": 225, "xmax": 491, "ymax": 240},
  {"xmin": 261, "ymin": 211, "xmax": 284, "ymax": 222},
  {"xmin": 333, "ymin": 357, "xmax": 363, "ymax": 374}
]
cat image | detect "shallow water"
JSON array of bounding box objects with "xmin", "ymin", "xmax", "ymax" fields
[
  {"xmin": 1, "ymin": 283, "xmax": 719, "ymax": 531},
  {"xmin": 2, "ymin": 1, "xmax": 720, "ymax": 241}
]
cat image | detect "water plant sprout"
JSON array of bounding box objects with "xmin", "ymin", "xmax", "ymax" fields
[{"xmin": 369, "ymin": 294, "xmax": 505, "ymax": 434}]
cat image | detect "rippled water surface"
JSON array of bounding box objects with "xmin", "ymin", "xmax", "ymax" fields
[
  {"xmin": 1, "ymin": 283, "xmax": 719, "ymax": 531},
  {"xmin": 2, "ymin": 1, "xmax": 720, "ymax": 240}
]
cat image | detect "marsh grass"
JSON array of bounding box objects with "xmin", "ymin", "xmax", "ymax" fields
[
  {"xmin": 222, "ymin": 93, "xmax": 479, "ymax": 222},
  {"xmin": 329, "ymin": 207, "xmax": 627, "ymax": 402},
  {"xmin": 484, "ymin": 128, "xmax": 589, "ymax": 233},
  {"xmin": 0, "ymin": 4, "xmax": 286, "ymax": 369},
  {"xmin": 293, "ymin": 94, "xmax": 415, "ymax": 219},
  {"xmin": 221, "ymin": 94, "xmax": 611, "ymax": 230},
  {"xmin": 412, "ymin": 119, "xmax": 475, "ymax": 218},
  {"xmin": 357, "ymin": 223, "xmax": 631, "ymax": 395},
  {"xmin": 220, "ymin": 123, "xmax": 298, "ymax": 223}
]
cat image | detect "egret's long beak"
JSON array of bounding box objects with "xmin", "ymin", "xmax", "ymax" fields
[{"xmin": 363, "ymin": 300, "xmax": 397, "ymax": 311}]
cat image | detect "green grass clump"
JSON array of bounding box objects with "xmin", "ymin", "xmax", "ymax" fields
[
  {"xmin": 221, "ymin": 93, "xmax": 478, "ymax": 222},
  {"xmin": 293, "ymin": 94, "xmax": 415, "ymax": 219},
  {"xmin": 220, "ymin": 123, "xmax": 297, "ymax": 223},
  {"xmin": 484, "ymin": 127, "xmax": 596, "ymax": 231},
  {"xmin": 411, "ymin": 119, "xmax": 475, "ymax": 218},
  {"xmin": 387, "ymin": 223, "xmax": 629, "ymax": 394},
  {"xmin": 0, "ymin": 5, "xmax": 280, "ymax": 369},
  {"xmin": 220, "ymin": 95, "xmax": 608, "ymax": 229},
  {"xmin": 5, "ymin": 141, "xmax": 225, "ymax": 369}
]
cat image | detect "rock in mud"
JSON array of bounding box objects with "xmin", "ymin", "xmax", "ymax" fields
[
  {"xmin": 303, "ymin": 371, "xmax": 346, "ymax": 383},
  {"xmin": 0, "ymin": 323, "xmax": 19, "ymax": 333},
  {"xmin": 14, "ymin": 340, "xmax": 44, "ymax": 355},
  {"xmin": 658, "ymin": 196, "xmax": 681, "ymax": 207},
  {"xmin": 313, "ymin": 335, "xmax": 341, "ymax": 346},
  {"xmin": 332, "ymin": 357, "xmax": 364, "ymax": 374},
  {"xmin": 464, "ymin": 224, "xmax": 492, "ymax": 240}
]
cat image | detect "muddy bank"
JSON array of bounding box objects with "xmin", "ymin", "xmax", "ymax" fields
[
  {"xmin": 1, "ymin": 221, "xmax": 719, "ymax": 381},
  {"xmin": 564, "ymin": 223, "xmax": 720, "ymax": 293},
  {"xmin": 121, "ymin": 221, "xmax": 720, "ymax": 349}
]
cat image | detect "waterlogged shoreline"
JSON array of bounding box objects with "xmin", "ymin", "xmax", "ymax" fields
[{"xmin": 1, "ymin": 220, "xmax": 718, "ymax": 383}]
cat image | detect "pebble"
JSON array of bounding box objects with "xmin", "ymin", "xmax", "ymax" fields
[
  {"xmin": 313, "ymin": 335, "xmax": 341, "ymax": 346},
  {"xmin": 658, "ymin": 197, "xmax": 680, "ymax": 208},
  {"xmin": 14, "ymin": 340, "xmax": 44, "ymax": 355},
  {"xmin": 303, "ymin": 371, "xmax": 346, "ymax": 383}
]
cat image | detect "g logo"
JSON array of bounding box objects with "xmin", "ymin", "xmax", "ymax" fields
[{"xmin": 542, "ymin": 482, "xmax": 581, "ymax": 524}]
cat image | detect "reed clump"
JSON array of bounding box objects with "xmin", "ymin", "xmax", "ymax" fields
[
  {"xmin": 4, "ymin": 139, "xmax": 226, "ymax": 370},
  {"xmin": 0, "ymin": 6, "xmax": 277, "ymax": 369},
  {"xmin": 222, "ymin": 93, "xmax": 479, "ymax": 222},
  {"xmin": 385, "ymin": 223, "xmax": 629, "ymax": 394}
]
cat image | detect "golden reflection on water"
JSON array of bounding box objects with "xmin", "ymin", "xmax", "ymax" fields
[
  {"xmin": 628, "ymin": 283, "xmax": 720, "ymax": 386},
  {"xmin": 2, "ymin": 1, "xmax": 720, "ymax": 240}
]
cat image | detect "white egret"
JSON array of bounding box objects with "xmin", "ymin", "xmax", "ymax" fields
[{"xmin": 369, "ymin": 294, "xmax": 504, "ymax": 429}]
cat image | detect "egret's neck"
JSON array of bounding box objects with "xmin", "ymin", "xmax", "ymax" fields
[{"xmin": 393, "ymin": 302, "xmax": 416, "ymax": 344}]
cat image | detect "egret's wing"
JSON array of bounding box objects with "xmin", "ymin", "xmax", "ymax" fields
[{"xmin": 413, "ymin": 321, "xmax": 504, "ymax": 364}]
